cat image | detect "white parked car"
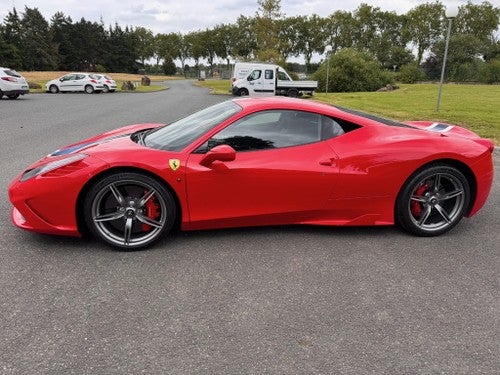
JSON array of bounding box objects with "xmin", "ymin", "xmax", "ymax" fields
[
  {"xmin": 46, "ymin": 73, "xmax": 104, "ymax": 94},
  {"xmin": 0, "ymin": 67, "xmax": 29, "ymax": 99},
  {"xmin": 95, "ymin": 74, "xmax": 117, "ymax": 93}
]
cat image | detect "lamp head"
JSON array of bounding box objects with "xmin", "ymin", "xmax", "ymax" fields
[{"xmin": 445, "ymin": 6, "xmax": 459, "ymax": 18}]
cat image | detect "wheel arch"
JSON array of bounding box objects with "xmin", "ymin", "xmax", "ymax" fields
[
  {"xmin": 75, "ymin": 166, "xmax": 182, "ymax": 236},
  {"xmin": 395, "ymin": 158, "xmax": 477, "ymax": 219}
]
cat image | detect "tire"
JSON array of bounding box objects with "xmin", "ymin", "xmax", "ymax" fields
[
  {"xmin": 84, "ymin": 85, "xmax": 94, "ymax": 94},
  {"xmin": 287, "ymin": 89, "xmax": 299, "ymax": 98},
  {"xmin": 49, "ymin": 85, "xmax": 59, "ymax": 94},
  {"xmin": 7, "ymin": 94, "xmax": 19, "ymax": 99},
  {"xmin": 238, "ymin": 88, "xmax": 249, "ymax": 96},
  {"xmin": 84, "ymin": 172, "xmax": 176, "ymax": 250},
  {"xmin": 395, "ymin": 164, "xmax": 470, "ymax": 236},
  {"xmin": 102, "ymin": 85, "xmax": 109, "ymax": 93}
]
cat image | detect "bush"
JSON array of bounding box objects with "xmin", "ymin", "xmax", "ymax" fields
[
  {"xmin": 314, "ymin": 48, "xmax": 393, "ymax": 92},
  {"xmin": 396, "ymin": 63, "xmax": 426, "ymax": 84},
  {"xmin": 477, "ymin": 59, "xmax": 500, "ymax": 84}
]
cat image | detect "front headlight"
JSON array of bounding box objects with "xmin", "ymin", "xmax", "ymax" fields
[{"xmin": 20, "ymin": 154, "xmax": 87, "ymax": 182}]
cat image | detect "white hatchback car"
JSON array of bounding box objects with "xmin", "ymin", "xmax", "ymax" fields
[
  {"xmin": 46, "ymin": 73, "xmax": 104, "ymax": 94},
  {"xmin": 95, "ymin": 74, "xmax": 117, "ymax": 93},
  {"xmin": 0, "ymin": 67, "xmax": 29, "ymax": 99}
]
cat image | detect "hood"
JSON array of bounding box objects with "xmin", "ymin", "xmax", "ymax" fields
[{"xmin": 50, "ymin": 123, "xmax": 164, "ymax": 156}]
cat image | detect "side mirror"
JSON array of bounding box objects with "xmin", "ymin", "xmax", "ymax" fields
[{"xmin": 200, "ymin": 144, "xmax": 236, "ymax": 167}]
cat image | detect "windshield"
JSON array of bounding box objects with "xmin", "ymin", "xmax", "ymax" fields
[{"xmin": 144, "ymin": 101, "xmax": 242, "ymax": 151}]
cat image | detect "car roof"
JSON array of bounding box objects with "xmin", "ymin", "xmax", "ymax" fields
[
  {"xmin": 231, "ymin": 97, "xmax": 408, "ymax": 128},
  {"xmin": 233, "ymin": 97, "xmax": 336, "ymax": 113}
]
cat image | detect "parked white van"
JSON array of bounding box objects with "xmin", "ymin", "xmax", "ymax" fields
[{"xmin": 231, "ymin": 62, "xmax": 317, "ymax": 97}]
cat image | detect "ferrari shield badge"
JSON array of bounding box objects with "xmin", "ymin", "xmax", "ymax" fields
[{"xmin": 169, "ymin": 159, "xmax": 180, "ymax": 171}]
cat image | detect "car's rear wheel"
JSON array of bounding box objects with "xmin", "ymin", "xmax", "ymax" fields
[
  {"xmin": 102, "ymin": 85, "xmax": 109, "ymax": 93},
  {"xmin": 84, "ymin": 85, "xmax": 94, "ymax": 94},
  {"xmin": 7, "ymin": 94, "xmax": 19, "ymax": 99},
  {"xmin": 49, "ymin": 85, "xmax": 59, "ymax": 94},
  {"xmin": 395, "ymin": 164, "xmax": 470, "ymax": 236},
  {"xmin": 84, "ymin": 172, "xmax": 176, "ymax": 250}
]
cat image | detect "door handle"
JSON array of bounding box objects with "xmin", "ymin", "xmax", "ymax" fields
[{"xmin": 319, "ymin": 158, "xmax": 335, "ymax": 166}]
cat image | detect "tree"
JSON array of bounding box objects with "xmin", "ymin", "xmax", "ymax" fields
[
  {"xmin": 198, "ymin": 28, "xmax": 225, "ymax": 77},
  {"xmin": 454, "ymin": 1, "xmax": 500, "ymax": 45},
  {"xmin": 232, "ymin": 16, "xmax": 257, "ymax": 60},
  {"xmin": 50, "ymin": 12, "xmax": 73, "ymax": 70},
  {"xmin": 254, "ymin": 0, "xmax": 282, "ymax": 62},
  {"xmin": 404, "ymin": 1, "xmax": 445, "ymax": 65},
  {"xmin": 20, "ymin": 7, "xmax": 57, "ymax": 70},
  {"xmin": 155, "ymin": 33, "xmax": 180, "ymax": 68},
  {"xmin": 276, "ymin": 16, "xmax": 300, "ymax": 61},
  {"xmin": 431, "ymin": 34, "xmax": 485, "ymax": 81},
  {"xmin": 105, "ymin": 24, "xmax": 139, "ymax": 72},
  {"xmin": 1, "ymin": 8, "xmax": 23, "ymax": 67},
  {"xmin": 176, "ymin": 34, "xmax": 191, "ymax": 76},
  {"xmin": 323, "ymin": 10, "xmax": 356, "ymax": 53},
  {"xmin": 0, "ymin": 24, "xmax": 21, "ymax": 68},
  {"xmin": 134, "ymin": 27, "xmax": 155, "ymax": 66}
]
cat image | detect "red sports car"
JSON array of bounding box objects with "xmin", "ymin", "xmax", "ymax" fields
[{"xmin": 8, "ymin": 98, "xmax": 494, "ymax": 250}]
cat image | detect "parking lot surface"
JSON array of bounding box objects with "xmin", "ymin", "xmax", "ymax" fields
[{"xmin": 1, "ymin": 81, "xmax": 498, "ymax": 374}]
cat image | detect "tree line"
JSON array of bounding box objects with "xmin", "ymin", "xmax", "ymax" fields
[{"xmin": 0, "ymin": 0, "xmax": 498, "ymax": 83}]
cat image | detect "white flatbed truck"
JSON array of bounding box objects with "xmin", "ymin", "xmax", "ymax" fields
[{"xmin": 231, "ymin": 63, "xmax": 317, "ymax": 97}]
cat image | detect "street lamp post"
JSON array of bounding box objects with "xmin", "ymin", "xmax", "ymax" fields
[
  {"xmin": 324, "ymin": 45, "xmax": 332, "ymax": 94},
  {"xmin": 436, "ymin": 6, "xmax": 459, "ymax": 112}
]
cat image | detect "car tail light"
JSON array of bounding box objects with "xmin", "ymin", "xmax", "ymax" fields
[
  {"xmin": 231, "ymin": 78, "xmax": 236, "ymax": 83},
  {"xmin": 1, "ymin": 77, "xmax": 17, "ymax": 82},
  {"xmin": 90, "ymin": 79, "xmax": 97, "ymax": 83},
  {"xmin": 105, "ymin": 80, "xmax": 111, "ymax": 83}
]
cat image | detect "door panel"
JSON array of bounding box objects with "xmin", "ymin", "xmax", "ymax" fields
[{"xmin": 185, "ymin": 142, "xmax": 338, "ymax": 227}]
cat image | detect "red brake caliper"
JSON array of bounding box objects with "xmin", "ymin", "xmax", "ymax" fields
[
  {"xmin": 142, "ymin": 190, "xmax": 160, "ymax": 232},
  {"xmin": 410, "ymin": 182, "xmax": 428, "ymax": 217}
]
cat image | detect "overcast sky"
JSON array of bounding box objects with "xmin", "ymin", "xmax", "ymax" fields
[{"xmin": 1, "ymin": 0, "xmax": 476, "ymax": 35}]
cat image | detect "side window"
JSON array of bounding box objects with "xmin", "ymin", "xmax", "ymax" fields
[
  {"xmin": 277, "ymin": 71, "xmax": 289, "ymax": 81},
  {"xmin": 248, "ymin": 70, "xmax": 261, "ymax": 81},
  {"xmin": 76, "ymin": 74, "xmax": 86, "ymax": 80},
  {"xmin": 206, "ymin": 110, "xmax": 323, "ymax": 152},
  {"xmin": 321, "ymin": 116, "xmax": 345, "ymax": 139},
  {"xmin": 61, "ymin": 75, "xmax": 74, "ymax": 81},
  {"xmin": 265, "ymin": 69, "xmax": 274, "ymax": 80}
]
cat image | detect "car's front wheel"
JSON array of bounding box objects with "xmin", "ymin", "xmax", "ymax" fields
[
  {"xmin": 395, "ymin": 164, "xmax": 470, "ymax": 236},
  {"xmin": 49, "ymin": 85, "xmax": 59, "ymax": 94},
  {"xmin": 84, "ymin": 172, "xmax": 176, "ymax": 250},
  {"xmin": 7, "ymin": 94, "xmax": 19, "ymax": 99},
  {"xmin": 238, "ymin": 88, "xmax": 249, "ymax": 96}
]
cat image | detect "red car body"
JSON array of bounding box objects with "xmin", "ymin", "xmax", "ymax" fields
[{"xmin": 8, "ymin": 98, "xmax": 494, "ymax": 249}]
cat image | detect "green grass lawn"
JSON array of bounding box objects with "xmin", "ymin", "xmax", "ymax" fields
[{"xmin": 197, "ymin": 79, "xmax": 500, "ymax": 144}]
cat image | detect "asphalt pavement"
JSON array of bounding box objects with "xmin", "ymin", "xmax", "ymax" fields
[{"xmin": 0, "ymin": 81, "xmax": 498, "ymax": 374}]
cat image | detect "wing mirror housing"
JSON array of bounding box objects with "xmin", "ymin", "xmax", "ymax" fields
[{"xmin": 200, "ymin": 144, "xmax": 236, "ymax": 167}]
